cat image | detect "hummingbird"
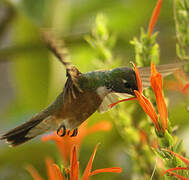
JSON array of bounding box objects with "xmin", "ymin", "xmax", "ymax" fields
[{"xmin": 0, "ymin": 32, "xmax": 185, "ymax": 147}]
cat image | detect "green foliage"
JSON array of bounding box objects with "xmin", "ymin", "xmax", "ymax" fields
[
  {"xmin": 175, "ymin": 0, "xmax": 189, "ymax": 62},
  {"xmin": 85, "ymin": 14, "xmax": 118, "ymax": 69},
  {"xmin": 11, "ymin": 15, "xmax": 50, "ymax": 110},
  {"xmin": 130, "ymin": 28, "xmax": 159, "ymax": 67}
]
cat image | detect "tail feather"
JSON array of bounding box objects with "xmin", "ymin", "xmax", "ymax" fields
[
  {"xmin": 1, "ymin": 92, "xmax": 62, "ymax": 147},
  {"xmin": 1, "ymin": 118, "xmax": 44, "ymax": 147}
]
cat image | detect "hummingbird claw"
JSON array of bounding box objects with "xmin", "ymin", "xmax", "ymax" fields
[
  {"xmin": 67, "ymin": 130, "xmax": 71, "ymax": 136},
  {"xmin": 57, "ymin": 125, "xmax": 66, "ymax": 137},
  {"xmin": 70, "ymin": 128, "xmax": 78, "ymax": 137}
]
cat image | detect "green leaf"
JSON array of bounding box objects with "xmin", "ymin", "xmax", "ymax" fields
[{"xmin": 11, "ymin": 15, "xmax": 50, "ymax": 111}]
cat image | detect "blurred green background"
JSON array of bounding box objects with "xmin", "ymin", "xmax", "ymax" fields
[{"xmin": 0, "ymin": 0, "xmax": 189, "ymax": 179}]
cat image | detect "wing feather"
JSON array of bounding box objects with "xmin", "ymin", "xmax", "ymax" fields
[
  {"xmin": 139, "ymin": 61, "xmax": 185, "ymax": 89},
  {"xmin": 98, "ymin": 93, "xmax": 118, "ymax": 113}
]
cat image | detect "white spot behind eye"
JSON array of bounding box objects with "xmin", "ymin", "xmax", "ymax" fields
[{"xmin": 122, "ymin": 79, "xmax": 127, "ymax": 83}]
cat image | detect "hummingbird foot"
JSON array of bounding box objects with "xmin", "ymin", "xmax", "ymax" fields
[
  {"xmin": 57, "ymin": 125, "xmax": 66, "ymax": 137},
  {"xmin": 67, "ymin": 128, "xmax": 78, "ymax": 137}
]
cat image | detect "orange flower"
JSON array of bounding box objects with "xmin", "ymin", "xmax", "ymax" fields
[
  {"xmin": 164, "ymin": 70, "xmax": 189, "ymax": 95},
  {"xmin": 134, "ymin": 63, "xmax": 143, "ymax": 93},
  {"xmin": 26, "ymin": 145, "xmax": 122, "ymax": 180},
  {"xmin": 70, "ymin": 146, "xmax": 79, "ymax": 180},
  {"xmin": 134, "ymin": 90, "xmax": 160, "ymax": 131},
  {"xmin": 162, "ymin": 149, "xmax": 189, "ymax": 166},
  {"xmin": 162, "ymin": 167, "xmax": 189, "ymax": 179},
  {"xmin": 73, "ymin": 145, "xmax": 122, "ymax": 180},
  {"xmin": 139, "ymin": 130, "xmax": 148, "ymax": 144},
  {"xmin": 150, "ymin": 62, "xmax": 167, "ymax": 131},
  {"xmin": 162, "ymin": 149, "xmax": 189, "ymax": 179},
  {"xmin": 135, "ymin": 62, "xmax": 167, "ymax": 131},
  {"xmin": 41, "ymin": 120, "xmax": 112, "ymax": 164},
  {"xmin": 134, "ymin": 63, "xmax": 161, "ymax": 131},
  {"xmin": 151, "ymin": 138, "xmax": 159, "ymax": 149},
  {"xmin": 26, "ymin": 165, "xmax": 44, "ymax": 180},
  {"xmin": 26, "ymin": 157, "xmax": 65, "ymax": 180},
  {"xmin": 148, "ymin": 0, "xmax": 162, "ymax": 36}
]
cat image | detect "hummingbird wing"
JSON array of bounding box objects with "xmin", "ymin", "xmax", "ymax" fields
[
  {"xmin": 63, "ymin": 76, "xmax": 83, "ymax": 103},
  {"xmin": 42, "ymin": 30, "xmax": 71, "ymax": 69},
  {"xmin": 138, "ymin": 61, "xmax": 185, "ymax": 89},
  {"xmin": 98, "ymin": 93, "xmax": 118, "ymax": 113},
  {"xmin": 42, "ymin": 31, "xmax": 83, "ymax": 91}
]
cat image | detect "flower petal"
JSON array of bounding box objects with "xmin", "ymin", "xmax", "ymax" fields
[
  {"xmin": 148, "ymin": 0, "xmax": 162, "ymax": 36},
  {"xmin": 52, "ymin": 164, "xmax": 65, "ymax": 180},
  {"xmin": 167, "ymin": 171, "xmax": 189, "ymax": 180},
  {"xmin": 134, "ymin": 90, "xmax": 160, "ymax": 131},
  {"xmin": 162, "ymin": 167, "xmax": 189, "ymax": 176},
  {"xmin": 25, "ymin": 165, "xmax": 44, "ymax": 180},
  {"xmin": 46, "ymin": 157, "xmax": 58, "ymax": 180},
  {"xmin": 109, "ymin": 97, "xmax": 137, "ymax": 108},
  {"xmin": 41, "ymin": 120, "xmax": 112, "ymax": 165},
  {"xmin": 162, "ymin": 149, "xmax": 189, "ymax": 166},
  {"xmin": 139, "ymin": 130, "xmax": 147, "ymax": 144},
  {"xmin": 86, "ymin": 121, "xmax": 112, "ymax": 135},
  {"xmin": 134, "ymin": 64, "xmax": 143, "ymax": 93},
  {"xmin": 182, "ymin": 83, "xmax": 189, "ymax": 93},
  {"xmin": 41, "ymin": 133, "xmax": 56, "ymax": 142},
  {"xmin": 70, "ymin": 146, "xmax": 79, "ymax": 180},
  {"xmin": 82, "ymin": 144, "xmax": 98, "ymax": 180},
  {"xmin": 163, "ymin": 167, "xmax": 189, "ymax": 180},
  {"xmin": 151, "ymin": 62, "xmax": 167, "ymax": 131},
  {"xmin": 90, "ymin": 167, "xmax": 122, "ymax": 176},
  {"xmin": 156, "ymin": 92, "xmax": 167, "ymax": 131}
]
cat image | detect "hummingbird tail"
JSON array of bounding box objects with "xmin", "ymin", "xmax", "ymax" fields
[{"xmin": 0, "ymin": 115, "xmax": 53, "ymax": 147}]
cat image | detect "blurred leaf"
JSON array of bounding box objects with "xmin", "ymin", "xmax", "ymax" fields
[
  {"xmin": 18, "ymin": 0, "xmax": 51, "ymax": 25},
  {"xmin": 11, "ymin": 15, "xmax": 50, "ymax": 111}
]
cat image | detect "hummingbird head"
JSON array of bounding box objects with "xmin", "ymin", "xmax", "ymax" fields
[{"xmin": 106, "ymin": 67, "xmax": 138, "ymax": 96}]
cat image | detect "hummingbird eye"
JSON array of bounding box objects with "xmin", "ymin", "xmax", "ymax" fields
[
  {"xmin": 122, "ymin": 79, "xmax": 131, "ymax": 89},
  {"xmin": 125, "ymin": 82, "xmax": 131, "ymax": 89}
]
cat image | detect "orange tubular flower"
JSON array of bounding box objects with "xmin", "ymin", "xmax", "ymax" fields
[
  {"xmin": 151, "ymin": 62, "xmax": 167, "ymax": 131},
  {"xmin": 165, "ymin": 170, "xmax": 189, "ymax": 180},
  {"xmin": 70, "ymin": 146, "xmax": 79, "ymax": 180},
  {"xmin": 134, "ymin": 63, "xmax": 143, "ymax": 93},
  {"xmin": 162, "ymin": 167, "xmax": 189, "ymax": 178},
  {"xmin": 63, "ymin": 145, "xmax": 122, "ymax": 180},
  {"xmin": 139, "ymin": 130, "xmax": 148, "ymax": 144},
  {"xmin": 148, "ymin": 0, "xmax": 162, "ymax": 36},
  {"xmin": 41, "ymin": 120, "xmax": 112, "ymax": 164},
  {"xmin": 80, "ymin": 145, "xmax": 122, "ymax": 180},
  {"xmin": 135, "ymin": 62, "xmax": 167, "ymax": 132},
  {"xmin": 183, "ymin": 83, "xmax": 189, "ymax": 93},
  {"xmin": 134, "ymin": 63, "xmax": 161, "ymax": 131},
  {"xmin": 162, "ymin": 149, "xmax": 189, "ymax": 179},
  {"xmin": 26, "ymin": 157, "xmax": 65, "ymax": 180},
  {"xmin": 165, "ymin": 70, "xmax": 189, "ymax": 95},
  {"xmin": 134, "ymin": 90, "xmax": 160, "ymax": 131},
  {"xmin": 26, "ymin": 145, "xmax": 122, "ymax": 180},
  {"xmin": 25, "ymin": 165, "xmax": 44, "ymax": 180},
  {"xmin": 162, "ymin": 149, "xmax": 189, "ymax": 166}
]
